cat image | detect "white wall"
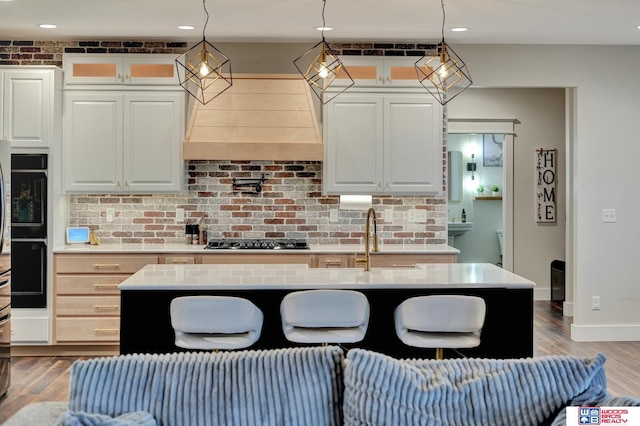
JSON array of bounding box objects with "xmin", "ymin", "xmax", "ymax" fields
[
  {"xmin": 454, "ymin": 44, "xmax": 640, "ymax": 341},
  {"xmin": 448, "ymin": 88, "xmax": 566, "ymax": 301}
]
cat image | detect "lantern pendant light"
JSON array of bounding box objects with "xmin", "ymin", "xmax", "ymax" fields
[
  {"xmin": 175, "ymin": 0, "xmax": 232, "ymax": 105},
  {"xmin": 293, "ymin": 0, "xmax": 354, "ymax": 104},
  {"xmin": 415, "ymin": 0, "xmax": 472, "ymax": 105}
]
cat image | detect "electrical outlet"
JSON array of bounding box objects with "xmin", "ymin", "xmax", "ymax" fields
[
  {"xmin": 176, "ymin": 208, "xmax": 185, "ymax": 222},
  {"xmin": 602, "ymin": 209, "xmax": 616, "ymax": 223},
  {"xmin": 106, "ymin": 208, "xmax": 114, "ymax": 223},
  {"xmin": 329, "ymin": 209, "xmax": 338, "ymax": 223},
  {"xmin": 592, "ymin": 296, "xmax": 601, "ymax": 311},
  {"xmin": 409, "ymin": 209, "xmax": 427, "ymax": 223},
  {"xmin": 408, "ymin": 209, "xmax": 417, "ymax": 223}
]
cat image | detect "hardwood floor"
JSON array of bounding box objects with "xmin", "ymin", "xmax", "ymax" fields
[{"xmin": 1, "ymin": 301, "xmax": 640, "ymax": 424}]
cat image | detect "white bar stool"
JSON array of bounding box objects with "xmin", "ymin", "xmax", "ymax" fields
[
  {"xmin": 280, "ymin": 290, "xmax": 370, "ymax": 344},
  {"xmin": 170, "ymin": 296, "xmax": 263, "ymax": 351},
  {"xmin": 394, "ymin": 295, "xmax": 486, "ymax": 359}
]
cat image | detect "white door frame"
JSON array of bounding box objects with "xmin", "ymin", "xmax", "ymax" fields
[{"xmin": 448, "ymin": 118, "xmax": 519, "ymax": 272}]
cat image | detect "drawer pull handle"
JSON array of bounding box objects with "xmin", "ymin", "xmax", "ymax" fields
[
  {"xmin": 93, "ymin": 305, "xmax": 119, "ymax": 311},
  {"xmin": 324, "ymin": 259, "xmax": 342, "ymax": 265},
  {"xmin": 391, "ymin": 264, "xmax": 416, "ymax": 268},
  {"xmin": 93, "ymin": 284, "xmax": 119, "ymax": 290},
  {"xmin": 93, "ymin": 264, "xmax": 120, "ymax": 269},
  {"xmin": 170, "ymin": 259, "xmax": 189, "ymax": 264},
  {"xmin": 94, "ymin": 328, "xmax": 119, "ymax": 335}
]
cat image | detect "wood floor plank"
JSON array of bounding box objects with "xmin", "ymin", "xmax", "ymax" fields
[{"xmin": 0, "ymin": 301, "xmax": 639, "ymax": 423}]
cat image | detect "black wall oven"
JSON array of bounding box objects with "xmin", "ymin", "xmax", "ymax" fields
[{"xmin": 11, "ymin": 154, "xmax": 47, "ymax": 308}]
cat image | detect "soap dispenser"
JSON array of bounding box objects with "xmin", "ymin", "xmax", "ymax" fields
[{"xmin": 461, "ymin": 209, "xmax": 467, "ymax": 223}]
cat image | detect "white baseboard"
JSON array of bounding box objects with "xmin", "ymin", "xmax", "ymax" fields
[
  {"xmin": 562, "ymin": 301, "xmax": 574, "ymax": 317},
  {"xmin": 571, "ymin": 323, "xmax": 640, "ymax": 342},
  {"xmin": 534, "ymin": 287, "xmax": 550, "ymax": 301}
]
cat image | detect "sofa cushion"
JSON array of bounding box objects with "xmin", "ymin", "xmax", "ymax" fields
[
  {"xmin": 66, "ymin": 346, "xmax": 344, "ymax": 426},
  {"xmin": 343, "ymin": 349, "xmax": 609, "ymax": 426}
]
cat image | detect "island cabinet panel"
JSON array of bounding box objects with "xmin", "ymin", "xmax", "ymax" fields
[{"xmin": 53, "ymin": 254, "xmax": 158, "ymax": 345}]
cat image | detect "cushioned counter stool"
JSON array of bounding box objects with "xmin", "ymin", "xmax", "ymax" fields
[
  {"xmin": 280, "ymin": 289, "xmax": 370, "ymax": 344},
  {"xmin": 170, "ymin": 296, "xmax": 263, "ymax": 350},
  {"xmin": 394, "ymin": 295, "xmax": 486, "ymax": 359}
]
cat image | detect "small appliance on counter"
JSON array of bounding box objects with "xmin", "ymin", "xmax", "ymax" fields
[{"xmin": 204, "ymin": 239, "xmax": 309, "ymax": 250}]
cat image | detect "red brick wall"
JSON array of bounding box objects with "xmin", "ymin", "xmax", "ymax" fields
[{"xmin": 68, "ymin": 161, "xmax": 447, "ymax": 245}]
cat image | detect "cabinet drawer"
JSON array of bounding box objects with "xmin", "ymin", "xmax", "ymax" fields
[
  {"xmin": 57, "ymin": 296, "xmax": 120, "ymax": 316},
  {"xmin": 160, "ymin": 255, "xmax": 195, "ymax": 265},
  {"xmin": 55, "ymin": 274, "xmax": 128, "ymax": 295},
  {"xmin": 56, "ymin": 317, "xmax": 120, "ymax": 342},
  {"xmin": 55, "ymin": 255, "xmax": 158, "ymax": 273},
  {"xmin": 314, "ymin": 254, "xmax": 352, "ymax": 268},
  {"xmin": 370, "ymin": 254, "xmax": 457, "ymax": 267}
]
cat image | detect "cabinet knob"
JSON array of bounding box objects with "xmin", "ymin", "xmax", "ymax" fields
[
  {"xmin": 117, "ymin": 73, "xmax": 122, "ymax": 81},
  {"xmin": 385, "ymin": 75, "xmax": 390, "ymax": 83},
  {"xmin": 125, "ymin": 73, "xmax": 130, "ymax": 81}
]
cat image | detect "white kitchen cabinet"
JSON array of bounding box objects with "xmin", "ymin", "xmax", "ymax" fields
[
  {"xmin": 63, "ymin": 54, "xmax": 179, "ymax": 86},
  {"xmin": 324, "ymin": 93, "xmax": 443, "ymax": 195},
  {"xmin": 332, "ymin": 56, "xmax": 421, "ymax": 88},
  {"xmin": 63, "ymin": 91, "xmax": 184, "ymax": 193},
  {"xmin": 0, "ymin": 67, "xmax": 61, "ymax": 148}
]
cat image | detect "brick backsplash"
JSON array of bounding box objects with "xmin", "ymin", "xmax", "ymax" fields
[{"xmin": 68, "ymin": 161, "xmax": 448, "ymax": 245}]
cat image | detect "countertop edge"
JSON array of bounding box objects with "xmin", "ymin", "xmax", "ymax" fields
[{"xmin": 53, "ymin": 243, "xmax": 460, "ymax": 255}]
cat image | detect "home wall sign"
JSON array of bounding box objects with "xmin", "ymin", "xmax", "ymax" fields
[{"xmin": 536, "ymin": 148, "xmax": 557, "ymax": 223}]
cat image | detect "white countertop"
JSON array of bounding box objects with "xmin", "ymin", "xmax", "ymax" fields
[
  {"xmin": 118, "ymin": 263, "xmax": 534, "ymax": 290},
  {"xmin": 53, "ymin": 243, "xmax": 459, "ymax": 255}
]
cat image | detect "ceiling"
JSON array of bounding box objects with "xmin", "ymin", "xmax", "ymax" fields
[{"xmin": 1, "ymin": 0, "xmax": 640, "ymax": 45}]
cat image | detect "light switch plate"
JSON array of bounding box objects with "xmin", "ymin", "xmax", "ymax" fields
[
  {"xmin": 329, "ymin": 209, "xmax": 338, "ymax": 223},
  {"xmin": 384, "ymin": 208, "xmax": 393, "ymax": 222},
  {"xmin": 602, "ymin": 208, "xmax": 616, "ymax": 223},
  {"xmin": 176, "ymin": 208, "xmax": 185, "ymax": 222},
  {"xmin": 106, "ymin": 208, "xmax": 114, "ymax": 223}
]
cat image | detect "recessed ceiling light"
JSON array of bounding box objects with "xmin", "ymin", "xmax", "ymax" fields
[
  {"xmin": 451, "ymin": 27, "xmax": 469, "ymax": 32},
  {"xmin": 38, "ymin": 24, "xmax": 57, "ymax": 29},
  {"xmin": 178, "ymin": 25, "xmax": 196, "ymax": 30},
  {"xmin": 316, "ymin": 26, "xmax": 333, "ymax": 31}
]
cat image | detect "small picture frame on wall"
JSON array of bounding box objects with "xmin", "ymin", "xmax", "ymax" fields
[{"xmin": 483, "ymin": 134, "xmax": 504, "ymax": 167}]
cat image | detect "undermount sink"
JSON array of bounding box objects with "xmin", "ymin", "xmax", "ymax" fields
[{"xmin": 448, "ymin": 222, "xmax": 474, "ymax": 246}]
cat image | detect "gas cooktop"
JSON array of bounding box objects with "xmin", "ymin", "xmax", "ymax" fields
[{"xmin": 204, "ymin": 239, "xmax": 309, "ymax": 250}]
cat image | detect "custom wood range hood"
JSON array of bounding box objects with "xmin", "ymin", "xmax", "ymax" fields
[{"xmin": 183, "ymin": 74, "xmax": 323, "ymax": 161}]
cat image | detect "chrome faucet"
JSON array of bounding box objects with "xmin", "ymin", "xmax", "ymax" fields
[{"xmin": 355, "ymin": 207, "xmax": 379, "ymax": 271}]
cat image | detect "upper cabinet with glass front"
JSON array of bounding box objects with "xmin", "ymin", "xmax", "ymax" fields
[
  {"xmin": 63, "ymin": 54, "xmax": 180, "ymax": 87},
  {"xmin": 332, "ymin": 56, "xmax": 422, "ymax": 88}
]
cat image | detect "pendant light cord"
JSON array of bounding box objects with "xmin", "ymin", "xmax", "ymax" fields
[
  {"xmin": 440, "ymin": 0, "xmax": 446, "ymax": 41},
  {"xmin": 321, "ymin": 0, "xmax": 327, "ymax": 41},
  {"xmin": 202, "ymin": 0, "xmax": 210, "ymax": 41}
]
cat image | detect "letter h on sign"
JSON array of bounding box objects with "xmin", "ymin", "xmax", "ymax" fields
[{"xmin": 536, "ymin": 149, "xmax": 557, "ymax": 223}]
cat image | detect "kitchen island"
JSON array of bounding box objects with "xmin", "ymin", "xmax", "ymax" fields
[{"xmin": 119, "ymin": 263, "xmax": 534, "ymax": 359}]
